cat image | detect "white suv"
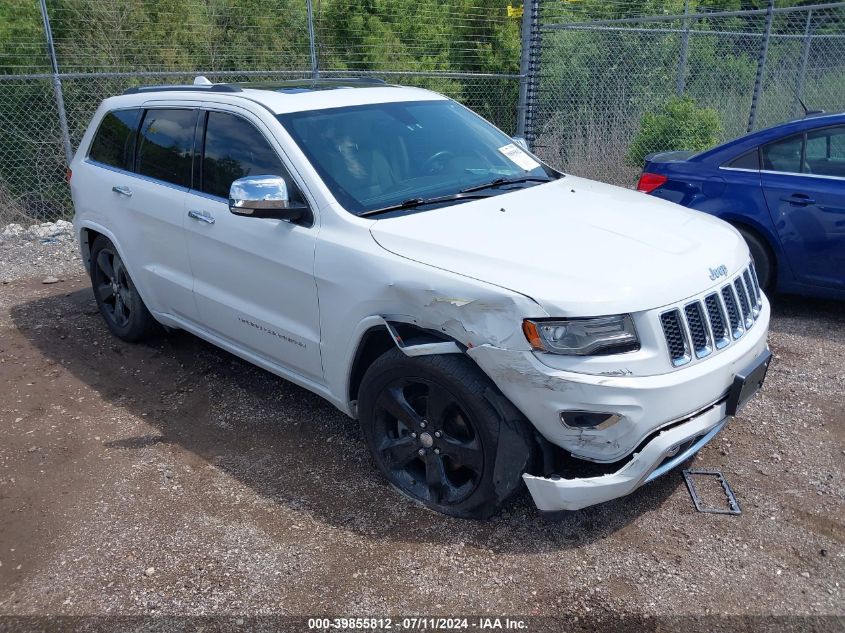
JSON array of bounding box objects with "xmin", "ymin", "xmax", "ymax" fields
[{"xmin": 69, "ymin": 77, "xmax": 771, "ymax": 518}]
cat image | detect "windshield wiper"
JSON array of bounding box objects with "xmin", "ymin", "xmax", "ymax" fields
[
  {"xmin": 358, "ymin": 192, "xmax": 491, "ymax": 218},
  {"xmin": 460, "ymin": 175, "xmax": 554, "ymax": 194}
]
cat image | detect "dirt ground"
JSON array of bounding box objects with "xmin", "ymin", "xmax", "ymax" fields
[{"xmin": 0, "ymin": 248, "xmax": 843, "ymax": 629}]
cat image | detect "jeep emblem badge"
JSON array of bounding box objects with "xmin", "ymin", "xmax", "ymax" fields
[{"xmin": 709, "ymin": 265, "xmax": 728, "ymax": 281}]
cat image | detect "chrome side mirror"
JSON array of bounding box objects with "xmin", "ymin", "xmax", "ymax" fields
[{"xmin": 229, "ymin": 175, "xmax": 310, "ymax": 223}]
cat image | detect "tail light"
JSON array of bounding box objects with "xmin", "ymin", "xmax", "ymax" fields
[
  {"xmin": 636, "ymin": 172, "xmax": 667, "ymax": 194},
  {"xmin": 65, "ymin": 167, "xmax": 73, "ymax": 183}
]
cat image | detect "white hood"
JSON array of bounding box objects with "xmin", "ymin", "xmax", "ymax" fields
[{"xmin": 369, "ymin": 175, "xmax": 750, "ymax": 316}]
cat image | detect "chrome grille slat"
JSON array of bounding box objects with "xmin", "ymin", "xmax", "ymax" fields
[
  {"xmin": 660, "ymin": 309, "xmax": 691, "ymax": 367},
  {"xmin": 749, "ymin": 262, "xmax": 762, "ymax": 302},
  {"xmin": 684, "ymin": 301, "xmax": 712, "ymax": 358},
  {"xmin": 721, "ymin": 285, "xmax": 744, "ymax": 339},
  {"xmin": 742, "ymin": 269, "xmax": 760, "ymax": 316},
  {"xmin": 704, "ymin": 292, "xmax": 730, "ymax": 349},
  {"xmin": 659, "ymin": 265, "xmax": 764, "ymax": 367},
  {"xmin": 743, "ymin": 269, "xmax": 757, "ymax": 303},
  {"xmin": 734, "ymin": 278, "xmax": 754, "ymax": 328}
]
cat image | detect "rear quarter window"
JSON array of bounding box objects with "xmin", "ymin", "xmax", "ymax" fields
[
  {"xmin": 88, "ymin": 108, "xmax": 142, "ymax": 170},
  {"xmin": 761, "ymin": 134, "xmax": 803, "ymax": 173},
  {"xmin": 726, "ymin": 149, "xmax": 760, "ymax": 170}
]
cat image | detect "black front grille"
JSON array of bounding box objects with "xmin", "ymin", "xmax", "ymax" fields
[
  {"xmin": 749, "ymin": 263, "xmax": 762, "ymax": 301},
  {"xmin": 743, "ymin": 269, "xmax": 759, "ymax": 307},
  {"xmin": 734, "ymin": 278, "xmax": 752, "ymax": 323},
  {"xmin": 704, "ymin": 293, "xmax": 728, "ymax": 345},
  {"xmin": 660, "ymin": 310, "xmax": 687, "ymax": 363},
  {"xmin": 660, "ymin": 265, "xmax": 762, "ymax": 366},
  {"xmin": 684, "ymin": 302, "xmax": 709, "ymax": 356},
  {"xmin": 721, "ymin": 286, "xmax": 741, "ymax": 335}
]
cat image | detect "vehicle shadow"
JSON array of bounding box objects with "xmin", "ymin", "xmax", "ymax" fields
[
  {"xmin": 10, "ymin": 285, "xmax": 685, "ymax": 554},
  {"xmin": 769, "ymin": 292, "xmax": 845, "ymax": 326}
]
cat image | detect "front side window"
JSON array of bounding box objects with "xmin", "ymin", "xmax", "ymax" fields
[
  {"xmin": 201, "ymin": 111, "xmax": 301, "ymax": 201},
  {"xmin": 805, "ymin": 126, "xmax": 845, "ymax": 177},
  {"xmin": 761, "ymin": 134, "xmax": 803, "ymax": 174},
  {"xmin": 278, "ymin": 100, "xmax": 554, "ymax": 215},
  {"xmin": 135, "ymin": 108, "xmax": 197, "ymax": 188},
  {"xmin": 88, "ymin": 108, "xmax": 142, "ymax": 170}
]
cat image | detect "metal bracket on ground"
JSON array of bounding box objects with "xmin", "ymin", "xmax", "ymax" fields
[{"xmin": 682, "ymin": 468, "xmax": 742, "ymax": 515}]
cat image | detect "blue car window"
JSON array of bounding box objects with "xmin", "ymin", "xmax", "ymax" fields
[
  {"xmin": 805, "ymin": 126, "xmax": 845, "ymax": 178},
  {"xmin": 726, "ymin": 149, "xmax": 760, "ymax": 170},
  {"xmin": 762, "ymin": 134, "xmax": 803, "ymax": 173}
]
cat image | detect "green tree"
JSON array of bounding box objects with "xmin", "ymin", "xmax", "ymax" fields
[{"xmin": 627, "ymin": 96, "xmax": 722, "ymax": 166}]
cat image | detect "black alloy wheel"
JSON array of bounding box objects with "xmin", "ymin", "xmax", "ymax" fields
[
  {"xmin": 94, "ymin": 246, "xmax": 133, "ymax": 329},
  {"xmin": 89, "ymin": 235, "xmax": 158, "ymax": 342},
  {"xmin": 372, "ymin": 377, "xmax": 484, "ymax": 505},
  {"xmin": 358, "ymin": 348, "xmax": 533, "ymax": 519}
]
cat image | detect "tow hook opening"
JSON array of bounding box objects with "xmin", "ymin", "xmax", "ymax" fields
[{"xmin": 530, "ymin": 432, "xmax": 637, "ymax": 480}]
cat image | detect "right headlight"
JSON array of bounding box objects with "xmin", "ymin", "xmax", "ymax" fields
[{"xmin": 522, "ymin": 315, "xmax": 639, "ymax": 356}]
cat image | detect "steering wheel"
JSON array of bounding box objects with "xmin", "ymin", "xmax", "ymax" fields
[{"xmin": 421, "ymin": 150, "xmax": 455, "ymax": 174}]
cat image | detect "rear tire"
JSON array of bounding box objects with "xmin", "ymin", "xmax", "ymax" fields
[
  {"xmin": 357, "ymin": 348, "xmax": 533, "ymax": 519},
  {"xmin": 90, "ymin": 235, "xmax": 158, "ymax": 342},
  {"xmin": 736, "ymin": 227, "xmax": 774, "ymax": 292}
]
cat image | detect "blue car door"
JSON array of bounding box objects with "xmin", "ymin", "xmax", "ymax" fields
[{"xmin": 760, "ymin": 126, "xmax": 845, "ymax": 291}]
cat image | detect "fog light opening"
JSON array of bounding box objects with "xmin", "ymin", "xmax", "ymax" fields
[{"xmin": 560, "ymin": 410, "xmax": 622, "ymax": 430}]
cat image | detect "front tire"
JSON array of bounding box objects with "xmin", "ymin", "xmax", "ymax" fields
[
  {"xmin": 357, "ymin": 348, "xmax": 532, "ymax": 519},
  {"xmin": 90, "ymin": 235, "xmax": 158, "ymax": 342}
]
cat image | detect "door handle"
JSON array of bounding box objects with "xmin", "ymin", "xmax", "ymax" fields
[
  {"xmin": 112, "ymin": 185, "xmax": 132, "ymax": 197},
  {"xmin": 188, "ymin": 210, "xmax": 215, "ymax": 224},
  {"xmin": 780, "ymin": 194, "xmax": 815, "ymax": 206}
]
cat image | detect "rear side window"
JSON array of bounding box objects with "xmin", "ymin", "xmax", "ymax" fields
[
  {"xmin": 135, "ymin": 108, "xmax": 197, "ymax": 188},
  {"xmin": 761, "ymin": 135, "xmax": 802, "ymax": 173},
  {"xmin": 201, "ymin": 111, "xmax": 300, "ymax": 201},
  {"xmin": 88, "ymin": 109, "xmax": 141, "ymax": 170},
  {"xmin": 726, "ymin": 149, "xmax": 760, "ymax": 170}
]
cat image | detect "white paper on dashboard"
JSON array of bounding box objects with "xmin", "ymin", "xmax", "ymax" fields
[{"xmin": 497, "ymin": 143, "xmax": 541, "ymax": 171}]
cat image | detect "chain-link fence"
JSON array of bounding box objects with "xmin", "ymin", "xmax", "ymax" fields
[
  {"xmin": 1, "ymin": 1, "xmax": 844, "ymax": 227},
  {"xmin": 0, "ymin": 0, "xmax": 522, "ymax": 225},
  {"xmin": 529, "ymin": 1, "xmax": 845, "ymax": 185}
]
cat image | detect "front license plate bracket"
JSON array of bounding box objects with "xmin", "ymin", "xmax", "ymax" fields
[
  {"xmin": 725, "ymin": 349, "xmax": 772, "ymax": 416},
  {"xmin": 683, "ymin": 468, "xmax": 741, "ymax": 515}
]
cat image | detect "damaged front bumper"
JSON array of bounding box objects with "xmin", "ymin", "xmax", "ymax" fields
[
  {"xmin": 465, "ymin": 300, "xmax": 770, "ymax": 512},
  {"xmin": 522, "ymin": 400, "xmax": 728, "ymax": 511}
]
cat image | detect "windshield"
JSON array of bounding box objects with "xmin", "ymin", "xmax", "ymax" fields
[{"xmin": 277, "ymin": 100, "xmax": 556, "ymax": 215}]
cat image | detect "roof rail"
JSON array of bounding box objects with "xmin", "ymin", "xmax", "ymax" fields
[
  {"xmin": 254, "ymin": 77, "xmax": 387, "ymax": 85},
  {"xmin": 326, "ymin": 77, "xmax": 387, "ymax": 84},
  {"xmin": 236, "ymin": 77, "xmax": 389, "ymax": 93},
  {"xmin": 123, "ymin": 83, "xmax": 243, "ymax": 95}
]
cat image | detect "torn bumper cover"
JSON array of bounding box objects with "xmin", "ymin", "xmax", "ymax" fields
[{"xmin": 523, "ymin": 401, "xmax": 728, "ymax": 512}]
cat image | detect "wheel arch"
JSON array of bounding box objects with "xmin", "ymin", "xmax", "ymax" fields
[
  {"xmin": 77, "ymin": 222, "xmax": 127, "ymax": 275},
  {"xmin": 719, "ymin": 215, "xmax": 783, "ymax": 288},
  {"xmin": 346, "ymin": 319, "xmax": 463, "ymax": 409},
  {"xmin": 77, "ymin": 222, "xmax": 159, "ymax": 311},
  {"xmin": 78, "ymin": 225, "xmax": 104, "ymax": 275}
]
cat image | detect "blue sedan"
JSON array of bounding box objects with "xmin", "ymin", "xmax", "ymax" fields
[{"xmin": 637, "ymin": 113, "xmax": 845, "ymax": 300}]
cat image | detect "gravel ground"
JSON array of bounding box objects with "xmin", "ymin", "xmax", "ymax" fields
[
  {"xmin": 0, "ymin": 223, "xmax": 80, "ymax": 284},
  {"xmin": 0, "ymin": 233, "xmax": 842, "ymax": 630}
]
